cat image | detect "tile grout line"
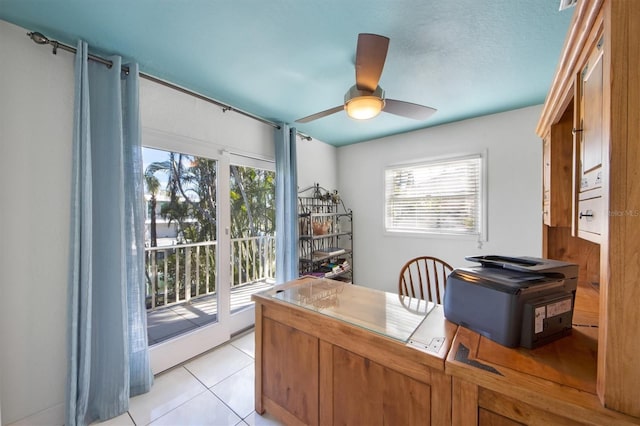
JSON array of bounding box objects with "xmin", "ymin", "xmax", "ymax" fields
[
  {"xmin": 140, "ymin": 368, "xmax": 211, "ymax": 426},
  {"xmin": 184, "ymin": 364, "xmax": 254, "ymax": 423},
  {"xmin": 134, "ymin": 333, "xmax": 257, "ymax": 425},
  {"xmin": 207, "ymin": 386, "xmax": 248, "ymax": 423}
]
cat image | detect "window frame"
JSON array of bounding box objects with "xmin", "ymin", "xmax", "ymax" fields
[{"xmin": 383, "ymin": 151, "xmax": 488, "ymax": 240}]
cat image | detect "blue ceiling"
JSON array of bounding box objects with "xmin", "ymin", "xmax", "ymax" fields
[{"xmin": 0, "ymin": 0, "xmax": 573, "ymax": 146}]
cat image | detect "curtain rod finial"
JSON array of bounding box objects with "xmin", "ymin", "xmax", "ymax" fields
[{"xmin": 28, "ymin": 32, "xmax": 50, "ymax": 45}]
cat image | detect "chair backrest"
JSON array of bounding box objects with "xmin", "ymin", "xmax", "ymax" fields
[{"xmin": 398, "ymin": 256, "xmax": 453, "ymax": 304}]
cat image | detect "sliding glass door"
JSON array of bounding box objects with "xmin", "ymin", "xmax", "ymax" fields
[
  {"xmin": 226, "ymin": 162, "xmax": 276, "ymax": 332},
  {"xmin": 141, "ymin": 134, "xmax": 276, "ymax": 372},
  {"xmin": 142, "ymin": 145, "xmax": 230, "ymax": 372}
]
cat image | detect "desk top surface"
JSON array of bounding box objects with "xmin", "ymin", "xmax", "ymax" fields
[
  {"xmin": 254, "ymin": 277, "xmax": 458, "ymax": 362},
  {"xmin": 271, "ymin": 278, "xmax": 434, "ymax": 343}
]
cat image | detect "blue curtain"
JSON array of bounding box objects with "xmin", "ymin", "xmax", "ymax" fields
[
  {"xmin": 66, "ymin": 41, "xmax": 152, "ymax": 426},
  {"xmin": 275, "ymin": 124, "xmax": 299, "ymax": 283}
]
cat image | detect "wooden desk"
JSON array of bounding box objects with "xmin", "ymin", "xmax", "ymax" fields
[
  {"xmin": 446, "ymin": 326, "xmax": 640, "ymax": 425},
  {"xmin": 253, "ymin": 277, "xmax": 458, "ymax": 426}
]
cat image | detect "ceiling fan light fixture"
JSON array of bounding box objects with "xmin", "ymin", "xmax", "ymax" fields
[
  {"xmin": 344, "ymin": 85, "xmax": 385, "ymax": 120},
  {"xmin": 346, "ymin": 96, "xmax": 385, "ymax": 120}
]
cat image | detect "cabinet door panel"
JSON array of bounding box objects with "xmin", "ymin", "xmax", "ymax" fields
[
  {"xmin": 262, "ymin": 318, "xmax": 319, "ymax": 425},
  {"xmin": 580, "ymin": 41, "xmax": 604, "ymax": 187},
  {"xmin": 332, "ymin": 345, "xmax": 431, "ymax": 426}
]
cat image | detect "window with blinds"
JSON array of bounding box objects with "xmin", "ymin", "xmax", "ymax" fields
[{"xmin": 385, "ymin": 154, "xmax": 484, "ymax": 236}]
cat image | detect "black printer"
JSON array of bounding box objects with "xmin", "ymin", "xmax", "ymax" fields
[{"xmin": 443, "ymin": 255, "xmax": 578, "ymax": 349}]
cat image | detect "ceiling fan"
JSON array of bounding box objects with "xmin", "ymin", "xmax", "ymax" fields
[{"xmin": 295, "ymin": 33, "xmax": 437, "ymax": 124}]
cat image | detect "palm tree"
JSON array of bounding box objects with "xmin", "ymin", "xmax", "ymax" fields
[
  {"xmin": 147, "ymin": 153, "xmax": 217, "ymax": 243},
  {"xmin": 144, "ymin": 167, "xmax": 161, "ymax": 248},
  {"xmin": 230, "ymin": 165, "xmax": 256, "ymax": 237},
  {"xmin": 144, "ymin": 166, "xmax": 162, "ymax": 307}
]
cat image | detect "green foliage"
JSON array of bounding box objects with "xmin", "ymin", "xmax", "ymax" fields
[
  {"xmin": 145, "ymin": 152, "xmax": 217, "ymax": 243},
  {"xmin": 144, "ymin": 149, "xmax": 276, "ymax": 301},
  {"xmin": 230, "ymin": 165, "xmax": 276, "ymax": 239}
]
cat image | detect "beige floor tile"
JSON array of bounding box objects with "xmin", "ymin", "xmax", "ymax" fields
[
  {"xmin": 92, "ymin": 412, "xmax": 135, "ymax": 426},
  {"xmin": 184, "ymin": 343, "xmax": 253, "ymax": 388},
  {"xmin": 211, "ymin": 364, "xmax": 255, "ymax": 418},
  {"xmin": 149, "ymin": 390, "xmax": 241, "ymax": 426},
  {"xmin": 128, "ymin": 366, "xmax": 207, "ymax": 425},
  {"xmin": 231, "ymin": 331, "xmax": 255, "ymax": 358}
]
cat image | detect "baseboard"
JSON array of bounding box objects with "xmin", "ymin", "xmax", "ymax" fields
[{"xmin": 7, "ymin": 403, "xmax": 64, "ymax": 426}]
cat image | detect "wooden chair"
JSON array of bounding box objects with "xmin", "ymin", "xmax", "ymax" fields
[{"xmin": 398, "ymin": 256, "xmax": 453, "ymax": 304}]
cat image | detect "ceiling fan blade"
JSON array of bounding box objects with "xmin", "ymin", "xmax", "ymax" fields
[
  {"xmin": 295, "ymin": 105, "xmax": 344, "ymax": 123},
  {"xmin": 383, "ymin": 99, "xmax": 437, "ymax": 120},
  {"xmin": 355, "ymin": 33, "xmax": 390, "ymax": 92}
]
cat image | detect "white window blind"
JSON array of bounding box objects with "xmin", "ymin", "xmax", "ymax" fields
[{"xmin": 385, "ymin": 154, "xmax": 483, "ymax": 236}]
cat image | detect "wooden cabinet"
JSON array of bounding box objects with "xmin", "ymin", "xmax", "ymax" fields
[
  {"xmin": 537, "ymin": 0, "xmax": 640, "ymax": 417},
  {"xmin": 253, "ymin": 277, "xmax": 457, "ymax": 426}
]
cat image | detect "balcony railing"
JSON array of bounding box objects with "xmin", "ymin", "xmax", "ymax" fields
[{"xmin": 145, "ymin": 235, "xmax": 276, "ymax": 310}]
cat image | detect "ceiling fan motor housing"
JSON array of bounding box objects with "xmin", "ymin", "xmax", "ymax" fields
[{"xmin": 345, "ymin": 84, "xmax": 385, "ymax": 104}]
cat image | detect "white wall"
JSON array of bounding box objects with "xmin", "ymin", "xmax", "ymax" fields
[
  {"xmin": 0, "ymin": 18, "xmax": 337, "ymax": 425},
  {"xmin": 296, "ymin": 137, "xmax": 337, "ymax": 193},
  {"xmin": 337, "ymin": 106, "xmax": 543, "ymax": 292},
  {"xmin": 140, "ymin": 79, "xmax": 275, "ymax": 160},
  {"xmin": 140, "ymin": 79, "xmax": 336, "ymax": 189},
  {"xmin": 0, "ymin": 20, "xmax": 74, "ymax": 425}
]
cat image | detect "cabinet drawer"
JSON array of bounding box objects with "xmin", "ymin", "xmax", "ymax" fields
[
  {"xmin": 577, "ymin": 195, "xmax": 603, "ymax": 243},
  {"xmin": 580, "ymin": 168, "xmax": 603, "ymax": 192}
]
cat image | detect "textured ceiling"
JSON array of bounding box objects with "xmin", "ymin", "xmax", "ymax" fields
[{"xmin": 0, "ymin": 0, "xmax": 573, "ymax": 146}]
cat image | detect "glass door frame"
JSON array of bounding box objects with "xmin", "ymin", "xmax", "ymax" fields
[
  {"xmin": 225, "ymin": 152, "xmax": 276, "ymax": 335},
  {"xmin": 143, "ymin": 129, "xmax": 232, "ymax": 374}
]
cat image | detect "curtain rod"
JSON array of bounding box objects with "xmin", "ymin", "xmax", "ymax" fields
[
  {"xmin": 26, "ymin": 32, "xmax": 278, "ymax": 129},
  {"xmin": 27, "ymin": 30, "xmax": 313, "ymax": 141}
]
